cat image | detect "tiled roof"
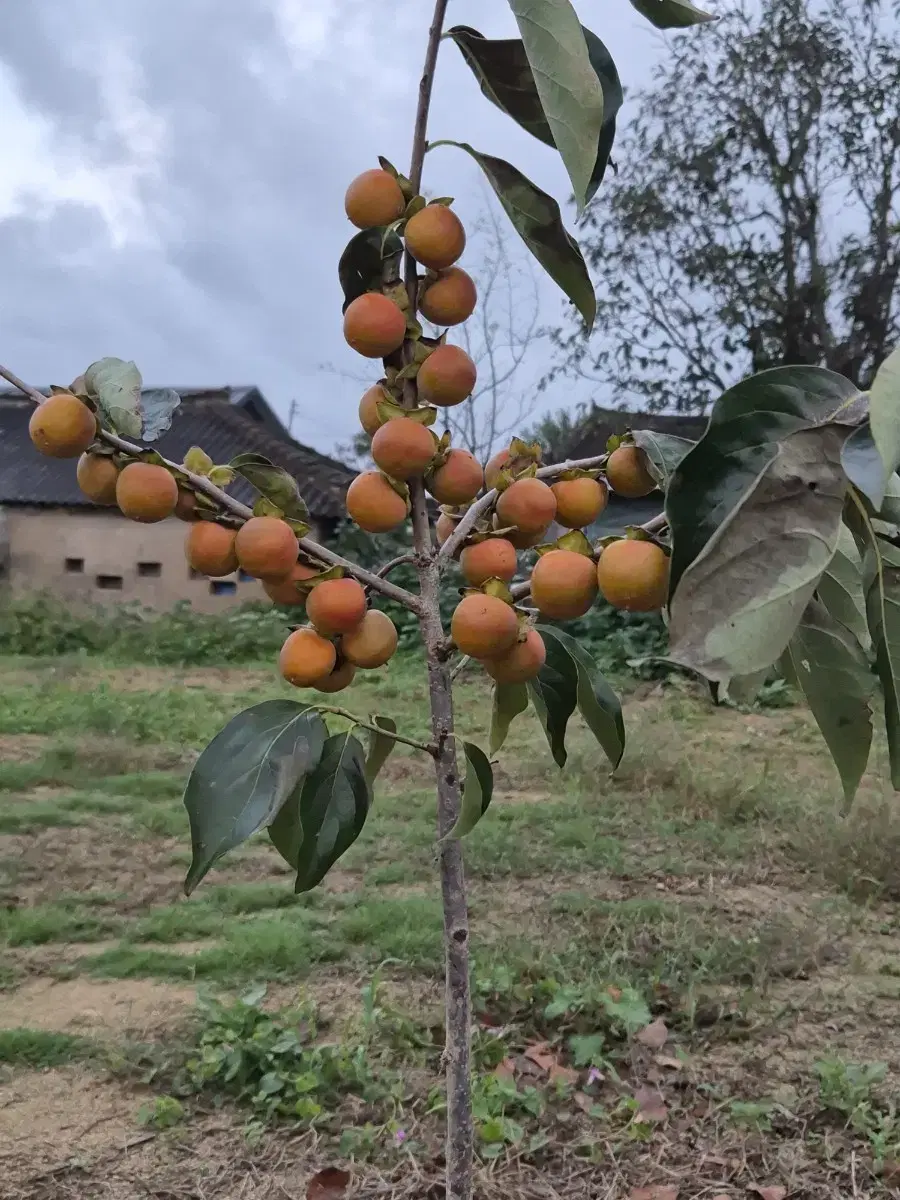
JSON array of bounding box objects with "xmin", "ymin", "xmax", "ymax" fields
[
  {"xmin": 0, "ymin": 388, "xmax": 354, "ymax": 520},
  {"xmin": 566, "ymin": 406, "xmax": 708, "ymax": 461}
]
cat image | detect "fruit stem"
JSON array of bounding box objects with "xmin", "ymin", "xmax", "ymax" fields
[
  {"xmin": 0, "ymin": 362, "xmax": 423, "ymax": 614},
  {"xmin": 313, "ymin": 707, "xmax": 437, "ymax": 756}
]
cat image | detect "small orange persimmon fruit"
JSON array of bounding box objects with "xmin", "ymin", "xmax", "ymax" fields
[
  {"xmin": 428, "ymin": 449, "xmax": 483, "ymax": 505},
  {"xmin": 416, "ymin": 345, "xmax": 477, "ymax": 407},
  {"xmin": 419, "ymin": 267, "xmax": 477, "ymax": 326},
  {"xmin": 314, "ymin": 659, "xmax": 358, "ymax": 694},
  {"xmin": 359, "ymin": 384, "xmax": 388, "ymax": 436},
  {"xmin": 404, "ymin": 205, "xmax": 466, "ymax": 270},
  {"xmin": 530, "ymin": 549, "xmax": 598, "ymax": 620},
  {"xmin": 234, "ymin": 516, "xmax": 298, "ymax": 580},
  {"xmin": 346, "ymin": 471, "xmax": 408, "ymax": 533},
  {"xmin": 450, "ymin": 594, "xmax": 518, "ymax": 660},
  {"xmin": 29, "ymin": 392, "xmax": 97, "ymax": 458},
  {"xmin": 116, "ymin": 462, "xmax": 178, "ymax": 523},
  {"xmin": 306, "ymin": 577, "xmax": 367, "ymax": 637},
  {"xmin": 279, "ymin": 627, "xmax": 337, "ymax": 688},
  {"xmin": 551, "ymin": 477, "xmax": 607, "ymax": 530},
  {"xmin": 460, "ymin": 538, "xmax": 517, "ymax": 587},
  {"xmin": 484, "ymin": 448, "xmax": 510, "ymax": 490},
  {"xmin": 371, "ymin": 417, "xmax": 435, "ymax": 480},
  {"xmin": 605, "ymin": 445, "xmax": 657, "ymax": 499},
  {"xmin": 596, "ymin": 539, "xmax": 669, "ymax": 612},
  {"xmin": 343, "ymin": 293, "xmax": 407, "ymax": 358},
  {"xmin": 76, "ymin": 453, "xmax": 119, "ymax": 505},
  {"xmin": 341, "ymin": 609, "xmax": 398, "ymax": 669},
  {"xmin": 344, "ymin": 168, "xmax": 405, "ymax": 229},
  {"xmin": 185, "ymin": 521, "xmax": 239, "ymax": 578},
  {"xmin": 495, "ymin": 477, "xmax": 557, "ymax": 536},
  {"xmin": 263, "ymin": 561, "xmax": 318, "ymax": 606},
  {"xmin": 483, "ymin": 629, "xmax": 546, "ymax": 684},
  {"xmin": 435, "ymin": 511, "xmax": 458, "ymax": 546},
  {"xmin": 174, "ymin": 487, "xmax": 198, "ymax": 522}
]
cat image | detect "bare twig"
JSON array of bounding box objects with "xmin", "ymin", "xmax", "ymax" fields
[
  {"xmin": 376, "ymin": 553, "xmax": 416, "ymax": 578},
  {"xmin": 314, "ymin": 706, "xmax": 437, "ymax": 756},
  {"xmin": 0, "ymin": 363, "xmax": 423, "ymax": 614},
  {"xmin": 449, "ymin": 655, "xmax": 472, "ymax": 681}
]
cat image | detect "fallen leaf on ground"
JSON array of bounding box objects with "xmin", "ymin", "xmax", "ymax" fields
[
  {"xmin": 748, "ymin": 1187, "xmax": 787, "ymax": 1200},
  {"xmin": 307, "ymin": 1168, "xmax": 350, "ymax": 1198},
  {"xmin": 573, "ymin": 1091, "xmax": 594, "ymax": 1113},
  {"xmin": 629, "ymin": 1187, "xmax": 678, "ymax": 1200},
  {"xmin": 524, "ymin": 1042, "xmax": 558, "ymax": 1073},
  {"xmin": 637, "ymin": 1018, "xmax": 669, "ymax": 1049},
  {"xmin": 493, "ymin": 1058, "xmax": 515, "ymax": 1082},
  {"xmin": 549, "ymin": 1063, "xmax": 578, "ymax": 1087},
  {"xmin": 655, "ymin": 1054, "xmax": 683, "ymax": 1070},
  {"xmin": 633, "ymin": 1085, "xmax": 668, "ymax": 1123}
]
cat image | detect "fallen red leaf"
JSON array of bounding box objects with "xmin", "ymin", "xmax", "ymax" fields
[
  {"xmin": 493, "ymin": 1058, "xmax": 515, "ymax": 1082},
  {"xmin": 633, "ymin": 1085, "xmax": 668, "ymax": 1123},
  {"xmin": 748, "ymin": 1187, "xmax": 787, "ymax": 1200},
  {"xmin": 307, "ymin": 1168, "xmax": 350, "ymax": 1199},
  {"xmin": 629, "ymin": 1187, "xmax": 678, "ymax": 1200},
  {"xmin": 524, "ymin": 1041, "xmax": 558, "ymax": 1073},
  {"xmin": 549, "ymin": 1063, "xmax": 578, "ymax": 1087},
  {"xmin": 637, "ymin": 1018, "xmax": 669, "ymax": 1050}
]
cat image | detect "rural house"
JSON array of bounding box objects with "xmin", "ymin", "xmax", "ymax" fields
[{"xmin": 0, "ymin": 386, "xmax": 355, "ymax": 613}]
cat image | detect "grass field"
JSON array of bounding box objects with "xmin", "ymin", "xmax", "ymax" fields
[{"xmin": 3, "ymin": 652, "xmax": 900, "ymax": 1198}]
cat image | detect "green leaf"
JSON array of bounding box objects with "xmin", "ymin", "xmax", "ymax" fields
[
  {"xmin": 490, "ymin": 682, "xmax": 529, "ymax": 755},
  {"xmin": 432, "ymin": 141, "xmax": 595, "ymax": 331},
  {"xmin": 781, "ymin": 598, "xmax": 875, "ymax": 807},
  {"xmin": 860, "ymin": 521, "xmax": 900, "ymax": 790},
  {"xmin": 632, "ymin": 428, "xmax": 697, "ymax": 492},
  {"xmin": 868, "ymin": 346, "xmax": 900, "ymax": 504},
  {"xmin": 841, "ymin": 420, "xmax": 887, "ymax": 513},
  {"xmin": 447, "ymin": 24, "xmax": 621, "ymax": 202},
  {"xmin": 666, "ymin": 364, "xmax": 865, "ymax": 598},
  {"xmin": 444, "ymin": 742, "xmax": 494, "ymax": 840},
  {"xmin": 338, "ymin": 228, "xmax": 404, "ymax": 313},
  {"xmin": 183, "ymin": 702, "xmax": 327, "ymax": 894},
  {"xmin": 84, "ymin": 357, "xmax": 143, "ymax": 439},
  {"xmin": 141, "ymin": 387, "xmax": 181, "ymax": 442},
  {"xmin": 496, "ymin": 4, "xmax": 604, "ymax": 210},
  {"xmin": 230, "ymin": 452, "xmax": 310, "ymax": 524},
  {"xmin": 292, "ymin": 732, "xmax": 371, "ymax": 892},
  {"xmin": 816, "ymin": 523, "xmax": 869, "ymax": 649},
  {"xmin": 538, "ymin": 626, "xmax": 624, "ymax": 768},
  {"xmin": 364, "ymin": 715, "xmax": 398, "ymax": 787},
  {"xmin": 628, "ymin": 0, "xmax": 717, "ymax": 28},
  {"xmin": 528, "ymin": 631, "xmax": 580, "ymax": 767},
  {"xmin": 667, "ymin": 422, "xmax": 850, "ymax": 684}
]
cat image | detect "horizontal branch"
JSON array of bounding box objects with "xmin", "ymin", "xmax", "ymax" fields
[
  {"xmin": 314, "ymin": 705, "xmax": 437, "ymax": 756},
  {"xmin": 0, "ymin": 362, "xmax": 423, "ymax": 614}
]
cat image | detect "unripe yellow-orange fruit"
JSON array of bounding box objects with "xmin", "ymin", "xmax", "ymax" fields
[
  {"xmin": 306, "ymin": 577, "xmax": 367, "ymax": 636},
  {"xmin": 606, "ymin": 445, "xmax": 657, "ymax": 499},
  {"xmin": 314, "ymin": 660, "xmax": 358, "ymax": 694},
  {"xmin": 404, "ymin": 205, "xmax": 466, "ymax": 270},
  {"xmin": 343, "ymin": 293, "xmax": 407, "ymax": 358},
  {"xmin": 346, "ymin": 472, "xmax": 408, "ymax": 533},
  {"xmin": 428, "ymin": 449, "xmax": 483, "ymax": 505},
  {"xmin": 174, "ymin": 487, "xmax": 199, "ymax": 522},
  {"xmin": 419, "ymin": 267, "xmax": 477, "ymax": 326},
  {"xmin": 186, "ymin": 521, "xmax": 239, "ymax": 577},
  {"xmin": 451, "ymin": 594, "xmax": 518, "ymax": 660},
  {"xmin": 460, "ymin": 538, "xmax": 517, "ymax": 587},
  {"xmin": 235, "ymin": 516, "xmax": 298, "ymax": 580},
  {"xmin": 596, "ymin": 539, "xmax": 670, "ymax": 612},
  {"xmin": 116, "ymin": 462, "xmax": 178, "ymax": 523},
  {"xmin": 29, "ymin": 393, "xmax": 97, "ymax": 458},
  {"xmin": 485, "ymin": 448, "xmax": 510, "ymax": 490},
  {"xmin": 495, "ymin": 477, "xmax": 557, "ymax": 535},
  {"xmin": 484, "ymin": 629, "xmax": 546, "ymax": 684},
  {"xmin": 344, "ymin": 168, "xmax": 405, "ymax": 229},
  {"xmin": 263, "ymin": 561, "xmax": 318, "ymax": 606},
  {"xmin": 359, "ymin": 385, "xmax": 388, "ymax": 437},
  {"xmin": 341, "ymin": 609, "xmax": 398, "ymax": 669},
  {"xmin": 530, "ymin": 549, "xmax": 598, "ymax": 620},
  {"xmin": 435, "ymin": 512, "xmax": 458, "ymax": 546},
  {"xmin": 371, "ymin": 417, "xmax": 436, "ymax": 480},
  {"xmin": 551, "ymin": 477, "xmax": 608, "ymax": 530},
  {"xmin": 280, "ymin": 628, "xmax": 336, "ymax": 688},
  {"xmin": 416, "ymin": 345, "xmax": 477, "ymax": 407},
  {"xmin": 76, "ymin": 453, "xmax": 119, "ymax": 505}
]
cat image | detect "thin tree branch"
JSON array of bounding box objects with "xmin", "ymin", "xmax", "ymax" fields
[
  {"xmin": 314, "ymin": 706, "xmax": 437, "ymax": 756},
  {"xmin": 0, "ymin": 363, "xmax": 422, "ymax": 614}
]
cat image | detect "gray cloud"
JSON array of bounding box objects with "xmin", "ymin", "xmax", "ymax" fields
[{"xmin": 0, "ymin": 0, "xmax": 661, "ymax": 453}]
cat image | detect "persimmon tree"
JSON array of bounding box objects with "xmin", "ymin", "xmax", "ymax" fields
[{"xmin": 8, "ymin": 2, "xmax": 900, "ymax": 1198}]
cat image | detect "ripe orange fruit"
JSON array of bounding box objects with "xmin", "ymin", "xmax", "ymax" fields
[
  {"xmin": 76, "ymin": 453, "xmax": 119, "ymax": 505},
  {"xmin": 371, "ymin": 417, "xmax": 435, "ymax": 479},
  {"xmin": 428, "ymin": 449, "xmax": 483, "ymax": 505},
  {"xmin": 314, "ymin": 660, "xmax": 358, "ymax": 694},
  {"xmin": 359, "ymin": 384, "xmax": 388, "ymax": 436},
  {"xmin": 306, "ymin": 577, "xmax": 367, "ymax": 636},
  {"xmin": 279, "ymin": 627, "xmax": 337, "ymax": 688},
  {"xmin": 344, "ymin": 168, "xmax": 405, "ymax": 229},
  {"xmin": 484, "ymin": 629, "xmax": 546, "ymax": 684},
  {"xmin": 405, "ymin": 205, "xmax": 466, "ymax": 270},
  {"xmin": 341, "ymin": 609, "xmax": 398, "ymax": 669},
  {"xmin": 186, "ymin": 521, "xmax": 239, "ymax": 578},
  {"xmin": 484, "ymin": 448, "xmax": 510, "ymax": 490},
  {"xmin": 530, "ymin": 549, "xmax": 598, "ymax": 620},
  {"xmin": 343, "ymin": 293, "xmax": 407, "ymax": 358},
  {"xmin": 419, "ymin": 267, "xmax": 477, "ymax": 326},
  {"xmin": 346, "ymin": 472, "xmax": 408, "ymax": 533},
  {"xmin": 116, "ymin": 462, "xmax": 179, "ymax": 523},
  {"xmin": 551, "ymin": 477, "xmax": 608, "ymax": 530},
  {"xmin": 235, "ymin": 516, "xmax": 298, "ymax": 580},
  {"xmin": 606, "ymin": 445, "xmax": 657, "ymax": 499},
  {"xmin": 435, "ymin": 511, "xmax": 458, "ymax": 546},
  {"xmin": 460, "ymin": 538, "xmax": 517, "ymax": 587},
  {"xmin": 416, "ymin": 344, "xmax": 477, "ymax": 407},
  {"xmin": 263, "ymin": 561, "xmax": 318, "ymax": 606},
  {"xmin": 174, "ymin": 487, "xmax": 198, "ymax": 522},
  {"xmin": 450, "ymin": 594, "xmax": 519, "ymax": 660},
  {"xmin": 29, "ymin": 393, "xmax": 97, "ymax": 458},
  {"xmin": 495, "ymin": 477, "xmax": 557, "ymax": 535},
  {"xmin": 596, "ymin": 539, "xmax": 669, "ymax": 612}
]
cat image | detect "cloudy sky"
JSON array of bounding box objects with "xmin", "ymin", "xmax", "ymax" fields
[{"xmin": 0, "ymin": 0, "xmax": 666, "ymax": 456}]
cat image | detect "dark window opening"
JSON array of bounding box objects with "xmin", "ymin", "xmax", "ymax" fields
[
  {"xmin": 238, "ymin": 569, "xmax": 254, "ymax": 582},
  {"xmin": 65, "ymin": 557, "xmax": 84, "ymax": 574},
  {"xmin": 96, "ymin": 575, "xmax": 123, "ymax": 590},
  {"xmin": 138, "ymin": 561, "xmax": 162, "ymax": 578},
  {"xmin": 210, "ymin": 580, "xmax": 237, "ymax": 597}
]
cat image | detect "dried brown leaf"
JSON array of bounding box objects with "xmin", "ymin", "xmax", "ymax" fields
[
  {"xmin": 307, "ymin": 1168, "xmax": 350, "ymax": 1198},
  {"xmin": 748, "ymin": 1187, "xmax": 787, "ymax": 1200},
  {"xmin": 493, "ymin": 1058, "xmax": 516, "ymax": 1082},
  {"xmin": 636, "ymin": 1018, "xmax": 669, "ymax": 1049},
  {"xmin": 524, "ymin": 1041, "xmax": 558, "ymax": 1073},
  {"xmin": 633, "ymin": 1084, "xmax": 668, "ymax": 1123}
]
